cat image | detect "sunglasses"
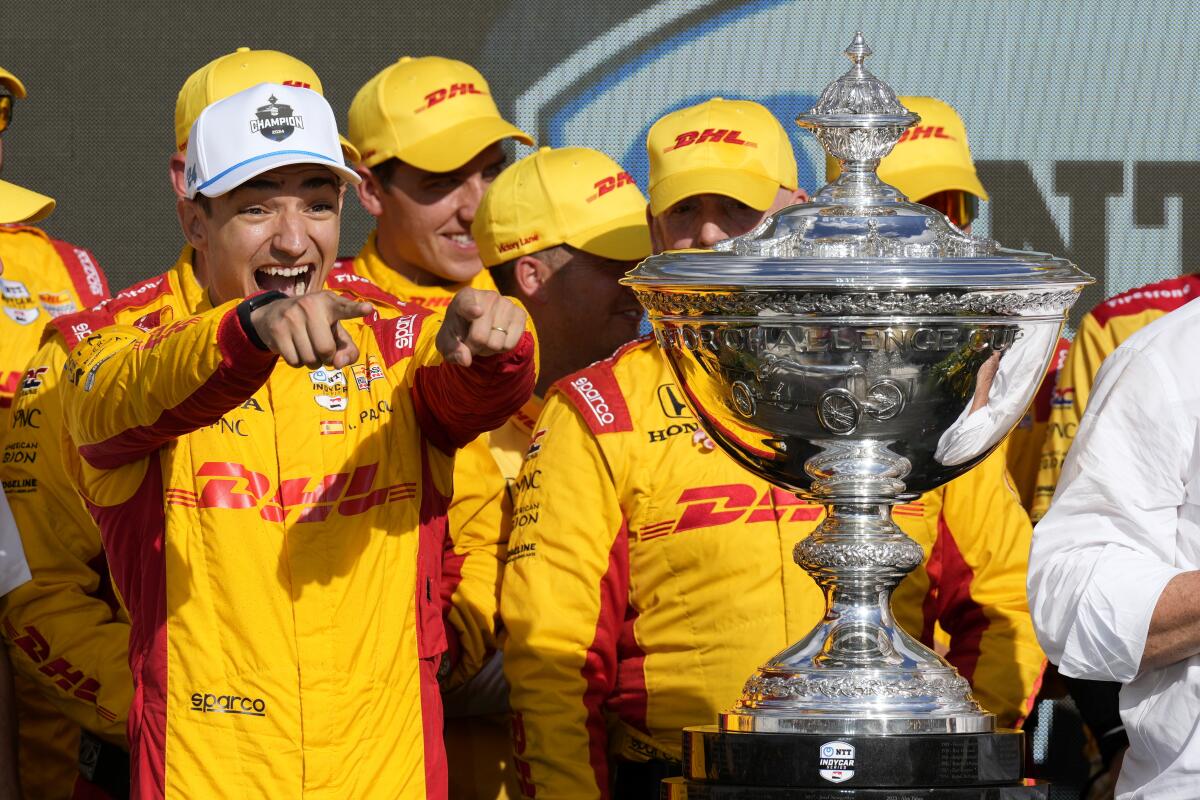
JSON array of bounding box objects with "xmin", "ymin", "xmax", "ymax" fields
[
  {"xmin": 919, "ymin": 190, "xmax": 979, "ymax": 230},
  {"xmin": 0, "ymin": 95, "xmax": 10, "ymax": 134}
]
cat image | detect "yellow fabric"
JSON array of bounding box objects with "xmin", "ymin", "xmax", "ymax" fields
[
  {"xmin": 0, "ymin": 181, "xmax": 54, "ymax": 223},
  {"xmin": 502, "ymin": 339, "xmax": 1044, "ymax": 799},
  {"xmin": 646, "ymin": 98, "xmax": 797, "ymax": 214},
  {"xmin": 57, "ymin": 256, "xmax": 470, "ymax": 797},
  {"xmin": 473, "ymin": 147, "xmax": 650, "ymax": 267},
  {"xmin": 173, "ymin": 47, "xmax": 358, "ymax": 163},
  {"xmin": 1032, "ymin": 275, "xmax": 1200, "ymax": 521},
  {"xmin": 1003, "ymin": 337, "xmax": 1069, "ymax": 513},
  {"xmin": 348, "ymin": 56, "xmax": 532, "ymax": 171},
  {"xmin": 352, "ymin": 231, "xmax": 497, "ymax": 310},
  {"xmin": 12, "ymin": 675, "xmax": 79, "ymax": 799},
  {"xmin": 825, "ymin": 96, "xmax": 988, "ymax": 203},
  {"xmin": 0, "ymin": 65, "xmax": 26, "ymax": 98},
  {"xmin": 352, "ymin": 234, "xmax": 536, "ymax": 799}
]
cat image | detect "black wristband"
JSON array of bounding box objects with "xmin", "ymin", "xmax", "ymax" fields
[{"xmin": 236, "ymin": 291, "xmax": 287, "ymax": 351}]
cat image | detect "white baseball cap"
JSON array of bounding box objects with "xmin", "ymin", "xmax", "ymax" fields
[{"xmin": 184, "ymin": 82, "xmax": 360, "ymax": 199}]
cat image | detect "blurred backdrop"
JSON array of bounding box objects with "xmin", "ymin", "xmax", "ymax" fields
[{"xmin": 2, "ymin": 0, "xmax": 1194, "ymax": 324}]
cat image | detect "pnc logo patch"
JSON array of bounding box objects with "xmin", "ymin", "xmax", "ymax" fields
[{"xmin": 664, "ymin": 128, "xmax": 756, "ymax": 152}]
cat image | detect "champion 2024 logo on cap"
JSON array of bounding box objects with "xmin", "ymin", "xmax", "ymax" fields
[{"xmin": 250, "ymin": 94, "xmax": 305, "ymax": 142}]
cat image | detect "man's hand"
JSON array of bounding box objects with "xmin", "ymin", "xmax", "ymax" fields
[
  {"xmin": 437, "ymin": 288, "xmax": 528, "ymax": 367},
  {"xmin": 250, "ymin": 291, "xmax": 373, "ymax": 369}
]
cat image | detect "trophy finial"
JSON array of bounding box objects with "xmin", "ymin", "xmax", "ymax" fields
[{"xmin": 845, "ymin": 32, "xmax": 871, "ymax": 65}]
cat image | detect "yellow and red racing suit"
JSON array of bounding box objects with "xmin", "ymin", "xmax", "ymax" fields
[
  {"xmin": 52, "ymin": 254, "xmax": 534, "ymax": 798},
  {"xmin": 1003, "ymin": 336, "xmax": 1069, "ymax": 513},
  {"xmin": 501, "ymin": 338, "xmax": 1045, "ymax": 799},
  {"xmin": 349, "ymin": 232, "xmax": 527, "ymax": 800},
  {"xmin": 0, "ymin": 224, "xmax": 108, "ymax": 799},
  {"xmin": 1032, "ymin": 274, "xmax": 1200, "ymax": 521}
]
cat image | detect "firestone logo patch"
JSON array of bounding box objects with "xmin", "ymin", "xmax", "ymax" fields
[{"xmin": 818, "ymin": 740, "xmax": 855, "ymax": 783}]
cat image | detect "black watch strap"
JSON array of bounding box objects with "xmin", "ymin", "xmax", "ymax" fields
[{"xmin": 236, "ymin": 290, "xmax": 287, "ymax": 351}]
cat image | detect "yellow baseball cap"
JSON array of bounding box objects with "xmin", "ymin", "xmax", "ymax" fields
[
  {"xmin": 646, "ymin": 98, "xmax": 798, "ymax": 216},
  {"xmin": 175, "ymin": 47, "xmax": 359, "ymax": 162},
  {"xmin": 473, "ymin": 146, "xmax": 651, "ymax": 267},
  {"xmin": 825, "ymin": 96, "xmax": 988, "ymax": 203},
  {"xmin": 0, "ymin": 180, "xmax": 54, "ymax": 223},
  {"xmin": 0, "ymin": 66, "xmax": 26, "ymax": 99},
  {"xmin": 349, "ymin": 56, "xmax": 533, "ymax": 172}
]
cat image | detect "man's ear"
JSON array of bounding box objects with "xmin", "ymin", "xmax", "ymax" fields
[
  {"xmin": 177, "ymin": 198, "xmax": 207, "ymax": 250},
  {"xmin": 168, "ymin": 153, "xmax": 188, "ymax": 200},
  {"xmin": 646, "ymin": 204, "xmax": 665, "ymax": 255},
  {"xmin": 789, "ymin": 187, "xmax": 809, "ymax": 204},
  {"xmin": 354, "ymin": 165, "xmax": 384, "ymax": 217},
  {"xmin": 512, "ymin": 254, "xmax": 553, "ymax": 303}
]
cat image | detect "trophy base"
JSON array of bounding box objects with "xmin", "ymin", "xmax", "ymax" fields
[
  {"xmin": 661, "ymin": 777, "xmax": 1048, "ymax": 799},
  {"xmin": 671, "ymin": 725, "xmax": 1035, "ymax": 791}
]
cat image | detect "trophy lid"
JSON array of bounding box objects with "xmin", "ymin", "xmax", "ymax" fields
[{"xmin": 625, "ymin": 34, "xmax": 1091, "ymax": 304}]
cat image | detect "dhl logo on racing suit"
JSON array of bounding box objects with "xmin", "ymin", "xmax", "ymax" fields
[
  {"xmin": 637, "ymin": 483, "xmax": 926, "ymax": 541},
  {"xmin": 167, "ymin": 461, "xmax": 416, "ymax": 523},
  {"xmin": 1, "ymin": 619, "xmax": 117, "ymax": 721}
]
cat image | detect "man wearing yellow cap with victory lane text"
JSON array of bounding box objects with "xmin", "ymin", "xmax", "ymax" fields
[
  {"xmin": 0, "ymin": 48, "xmax": 365, "ymax": 800},
  {"xmin": 501, "ymin": 98, "xmax": 1045, "ymax": 799},
  {"xmin": 54, "ymin": 81, "xmax": 534, "ymax": 798},
  {"xmin": 431, "ymin": 145, "xmax": 650, "ymax": 800},
  {"xmin": 0, "ymin": 63, "xmax": 112, "ymax": 800}
]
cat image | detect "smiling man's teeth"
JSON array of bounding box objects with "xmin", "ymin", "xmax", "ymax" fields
[
  {"xmin": 295, "ymin": 277, "xmax": 307, "ymax": 296},
  {"xmin": 260, "ymin": 265, "xmax": 309, "ymax": 277},
  {"xmin": 446, "ymin": 234, "xmax": 473, "ymax": 246}
]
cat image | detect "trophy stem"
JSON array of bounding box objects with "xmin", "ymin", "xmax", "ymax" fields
[{"xmin": 720, "ymin": 498, "xmax": 993, "ymax": 735}]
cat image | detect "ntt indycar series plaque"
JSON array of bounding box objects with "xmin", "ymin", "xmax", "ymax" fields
[{"xmin": 626, "ymin": 35, "xmax": 1090, "ymax": 799}]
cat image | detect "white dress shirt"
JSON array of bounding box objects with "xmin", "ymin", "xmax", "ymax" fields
[
  {"xmin": 1029, "ymin": 297, "xmax": 1200, "ymax": 798},
  {"xmin": 0, "ymin": 487, "xmax": 30, "ymax": 597}
]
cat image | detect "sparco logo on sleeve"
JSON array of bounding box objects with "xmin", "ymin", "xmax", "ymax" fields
[
  {"xmin": 570, "ymin": 376, "xmax": 614, "ymax": 425},
  {"xmin": 818, "ymin": 740, "xmax": 855, "ymax": 783},
  {"xmin": 190, "ymin": 691, "xmax": 267, "ymax": 717}
]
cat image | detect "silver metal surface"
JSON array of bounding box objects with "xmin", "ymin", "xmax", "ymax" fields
[{"xmin": 624, "ymin": 33, "xmax": 1092, "ymax": 736}]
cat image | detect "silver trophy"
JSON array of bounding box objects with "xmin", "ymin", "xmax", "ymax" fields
[{"xmin": 626, "ymin": 34, "xmax": 1090, "ymax": 796}]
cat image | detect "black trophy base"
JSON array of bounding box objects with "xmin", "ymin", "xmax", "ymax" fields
[
  {"xmin": 661, "ymin": 725, "xmax": 1044, "ymax": 798},
  {"xmin": 661, "ymin": 777, "xmax": 1048, "ymax": 799}
]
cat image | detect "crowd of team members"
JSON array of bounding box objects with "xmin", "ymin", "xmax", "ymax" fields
[{"xmin": 0, "ymin": 48, "xmax": 1165, "ymax": 799}]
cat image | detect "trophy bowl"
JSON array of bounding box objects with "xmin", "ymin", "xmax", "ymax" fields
[{"xmin": 624, "ymin": 33, "xmax": 1091, "ymax": 750}]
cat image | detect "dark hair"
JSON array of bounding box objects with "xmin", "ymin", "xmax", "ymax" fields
[
  {"xmin": 193, "ymin": 193, "xmax": 213, "ymax": 216},
  {"xmin": 370, "ymin": 157, "xmax": 402, "ymax": 187},
  {"xmin": 488, "ymin": 244, "xmax": 576, "ymax": 297}
]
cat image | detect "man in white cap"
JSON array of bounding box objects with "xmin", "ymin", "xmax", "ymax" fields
[
  {"xmin": 0, "ymin": 49, "xmax": 353, "ymax": 799},
  {"xmin": 51, "ymin": 82, "xmax": 534, "ymax": 798}
]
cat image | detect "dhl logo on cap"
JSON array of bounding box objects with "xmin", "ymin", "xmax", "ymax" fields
[
  {"xmin": 415, "ymin": 81, "xmax": 487, "ymax": 113},
  {"xmin": 662, "ymin": 128, "xmax": 757, "ymax": 153},
  {"xmin": 587, "ymin": 171, "xmax": 636, "ymax": 203}
]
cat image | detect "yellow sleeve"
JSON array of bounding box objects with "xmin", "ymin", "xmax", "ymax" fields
[
  {"xmin": 61, "ymin": 301, "xmax": 277, "ymax": 475},
  {"xmin": 501, "ymin": 393, "xmax": 626, "ymax": 800},
  {"xmin": 1031, "ymin": 313, "xmax": 1114, "ymax": 521},
  {"xmin": 0, "ymin": 337, "xmax": 130, "ymax": 744},
  {"xmin": 936, "ymin": 450, "xmax": 1045, "ymax": 728},
  {"xmin": 443, "ymin": 435, "xmax": 509, "ymax": 687}
]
